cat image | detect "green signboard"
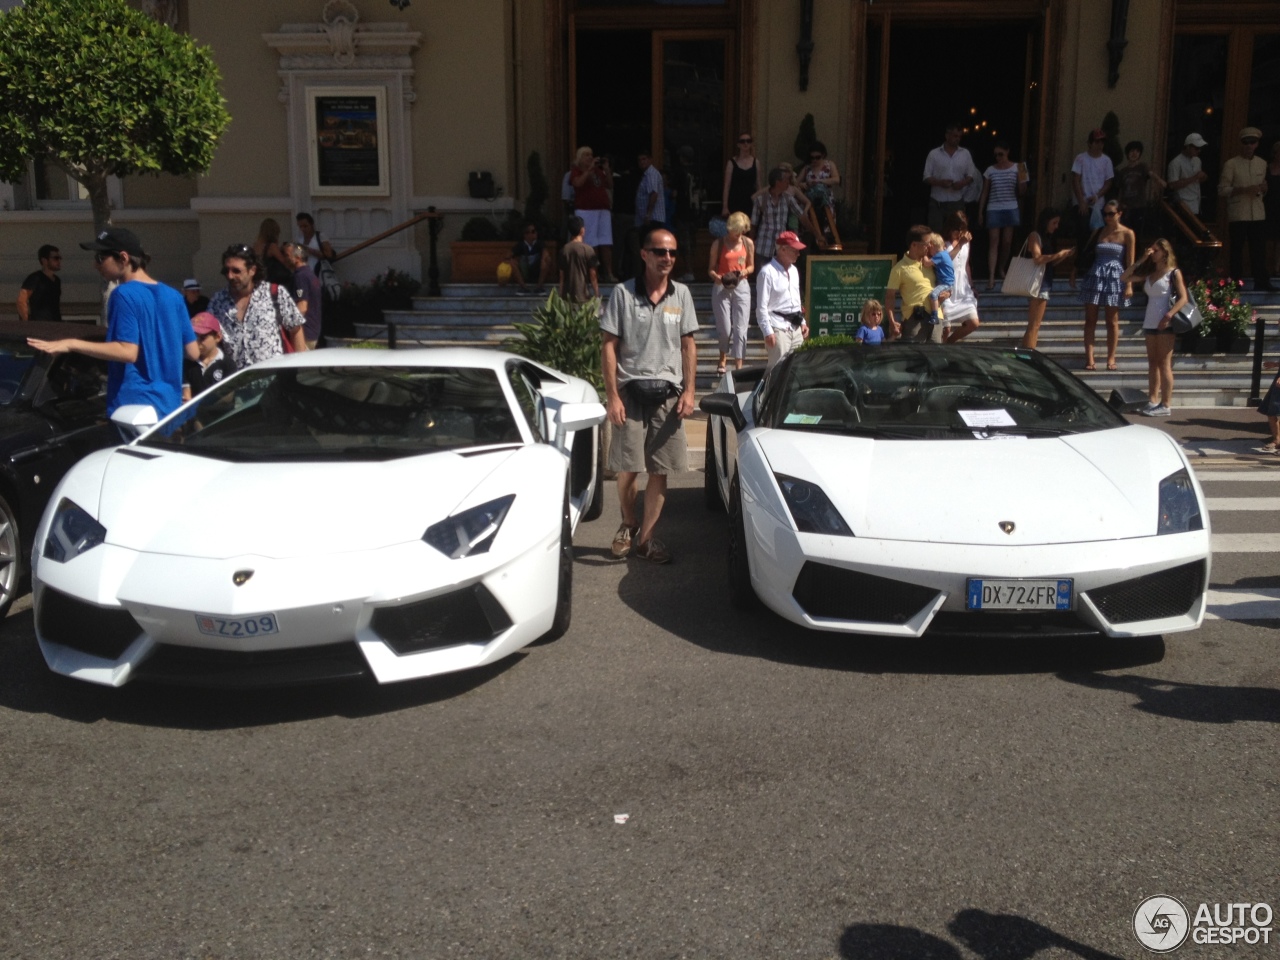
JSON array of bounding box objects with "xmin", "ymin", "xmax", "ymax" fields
[{"xmin": 804, "ymin": 255, "xmax": 896, "ymax": 338}]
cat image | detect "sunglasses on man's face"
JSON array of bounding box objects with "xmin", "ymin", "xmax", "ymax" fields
[
  {"xmin": 738, "ymin": 138, "xmax": 753, "ymax": 144},
  {"xmin": 644, "ymin": 248, "xmax": 678, "ymax": 258},
  {"xmin": 94, "ymin": 252, "xmax": 119, "ymax": 265}
]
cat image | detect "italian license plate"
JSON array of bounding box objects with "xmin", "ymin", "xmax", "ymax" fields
[
  {"xmin": 966, "ymin": 579, "xmax": 1072, "ymax": 611},
  {"xmin": 194, "ymin": 613, "xmax": 280, "ymax": 638}
]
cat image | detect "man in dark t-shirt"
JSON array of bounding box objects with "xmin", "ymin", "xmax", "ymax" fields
[
  {"xmin": 17, "ymin": 244, "xmax": 62, "ymax": 322},
  {"xmin": 558, "ymin": 215, "xmax": 599, "ymax": 304}
]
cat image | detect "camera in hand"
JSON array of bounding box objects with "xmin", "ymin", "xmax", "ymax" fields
[{"xmin": 721, "ymin": 271, "xmax": 739, "ymax": 287}]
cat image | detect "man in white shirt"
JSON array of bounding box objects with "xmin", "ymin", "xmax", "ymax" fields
[
  {"xmin": 1071, "ymin": 129, "xmax": 1115, "ymax": 230},
  {"xmin": 1167, "ymin": 133, "xmax": 1208, "ymax": 215},
  {"xmin": 756, "ymin": 231, "xmax": 809, "ymax": 369},
  {"xmin": 923, "ymin": 124, "xmax": 979, "ymax": 233},
  {"xmin": 294, "ymin": 212, "xmax": 335, "ymax": 271}
]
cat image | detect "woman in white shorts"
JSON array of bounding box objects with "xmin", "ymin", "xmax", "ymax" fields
[
  {"xmin": 1020, "ymin": 207, "xmax": 1076, "ymax": 349},
  {"xmin": 569, "ymin": 146, "xmax": 615, "ymax": 281}
]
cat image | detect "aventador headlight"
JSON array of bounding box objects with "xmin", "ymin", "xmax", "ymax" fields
[
  {"xmin": 1157, "ymin": 469, "xmax": 1203, "ymax": 534},
  {"xmin": 423, "ymin": 495, "xmax": 516, "ymax": 558},
  {"xmin": 774, "ymin": 474, "xmax": 853, "ymax": 536},
  {"xmin": 43, "ymin": 498, "xmax": 107, "ymax": 563}
]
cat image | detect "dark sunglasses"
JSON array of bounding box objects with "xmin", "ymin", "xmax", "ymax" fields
[
  {"xmin": 738, "ymin": 137, "xmax": 753, "ymax": 144},
  {"xmin": 93, "ymin": 251, "xmax": 119, "ymax": 264},
  {"xmin": 645, "ymin": 248, "xmax": 678, "ymax": 258},
  {"xmin": 1242, "ymin": 138, "xmax": 1260, "ymax": 145},
  {"xmin": 1103, "ymin": 210, "xmax": 1118, "ymax": 217}
]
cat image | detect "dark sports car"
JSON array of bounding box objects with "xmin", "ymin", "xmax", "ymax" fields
[{"xmin": 0, "ymin": 321, "xmax": 117, "ymax": 617}]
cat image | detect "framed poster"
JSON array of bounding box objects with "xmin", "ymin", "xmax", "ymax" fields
[
  {"xmin": 804, "ymin": 255, "xmax": 896, "ymax": 338},
  {"xmin": 307, "ymin": 86, "xmax": 389, "ymax": 196}
]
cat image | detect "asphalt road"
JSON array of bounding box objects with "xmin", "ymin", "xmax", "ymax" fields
[{"xmin": 1, "ymin": 471, "xmax": 1276, "ymax": 960}]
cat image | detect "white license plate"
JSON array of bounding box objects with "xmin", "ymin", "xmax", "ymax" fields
[
  {"xmin": 966, "ymin": 579, "xmax": 1072, "ymax": 611},
  {"xmin": 194, "ymin": 613, "xmax": 280, "ymax": 638}
]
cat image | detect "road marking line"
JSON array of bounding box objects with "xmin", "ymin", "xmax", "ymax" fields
[
  {"xmin": 1211, "ymin": 533, "xmax": 1280, "ymax": 553},
  {"xmin": 1195, "ymin": 470, "xmax": 1280, "ymax": 482},
  {"xmin": 1206, "ymin": 497, "xmax": 1280, "ymax": 511},
  {"xmin": 1205, "ymin": 587, "xmax": 1280, "ymax": 621}
]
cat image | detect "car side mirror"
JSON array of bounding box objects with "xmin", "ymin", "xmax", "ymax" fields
[
  {"xmin": 553, "ymin": 401, "xmax": 607, "ymax": 447},
  {"xmin": 699, "ymin": 392, "xmax": 746, "ymax": 432},
  {"xmin": 110, "ymin": 404, "xmax": 159, "ymax": 438}
]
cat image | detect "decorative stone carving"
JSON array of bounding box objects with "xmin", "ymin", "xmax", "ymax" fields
[{"xmin": 322, "ymin": 0, "xmax": 359, "ymax": 65}]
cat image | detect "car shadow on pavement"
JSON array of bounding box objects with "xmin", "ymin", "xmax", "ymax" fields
[
  {"xmin": 839, "ymin": 909, "xmax": 1123, "ymax": 959},
  {"xmin": 617, "ymin": 488, "xmax": 1166, "ymax": 676},
  {"xmin": 0, "ymin": 607, "xmax": 524, "ymax": 729},
  {"xmin": 1056, "ymin": 671, "xmax": 1280, "ymax": 724}
]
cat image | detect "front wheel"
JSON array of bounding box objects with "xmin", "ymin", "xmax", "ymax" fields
[
  {"xmin": 727, "ymin": 475, "xmax": 757, "ymax": 610},
  {"xmin": 583, "ymin": 428, "xmax": 605, "ymax": 522},
  {"xmin": 542, "ymin": 486, "xmax": 574, "ymax": 641},
  {"xmin": 703, "ymin": 428, "xmax": 723, "ymax": 512},
  {"xmin": 0, "ymin": 493, "xmax": 21, "ymax": 620}
]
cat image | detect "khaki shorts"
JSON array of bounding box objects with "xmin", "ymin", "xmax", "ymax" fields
[{"xmin": 608, "ymin": 387, "xmax": 688, "ymax": 475}]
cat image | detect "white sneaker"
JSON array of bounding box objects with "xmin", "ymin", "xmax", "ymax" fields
[
  {"xmin": 1138, "ymin": 401, "xmax": 1158, "ymax": 414},
  {"xmin": 1143, "ymin": 404, "xmax": 1172, "ymax": 417}
]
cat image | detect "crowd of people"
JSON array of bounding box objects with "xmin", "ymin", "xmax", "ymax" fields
[{"xmin": 18, "ymin": 212, "xmax": 332, "ymax": 421}]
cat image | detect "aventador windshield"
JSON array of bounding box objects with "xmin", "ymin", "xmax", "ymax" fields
[
  {"xmin": 141, "ymin": 366, "xmax": 523, "ymax": 461},
  {"xmin": 764, "ymin": 345, "xmax": 1124, "ymax": 439}
]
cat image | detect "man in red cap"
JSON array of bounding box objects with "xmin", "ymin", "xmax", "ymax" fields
[{"xmin": 755, "ymin": 230, "xmax": 809, "ymax": 369}]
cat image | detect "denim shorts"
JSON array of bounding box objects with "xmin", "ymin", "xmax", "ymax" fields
[{"xmin": 986, "ymin": 207, "xmax": 1020, "ymax": 229}]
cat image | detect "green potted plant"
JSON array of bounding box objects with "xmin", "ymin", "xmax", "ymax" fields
[{"xmin": 504, "ymin": 290, "xmax": 603, "ymax": 391}]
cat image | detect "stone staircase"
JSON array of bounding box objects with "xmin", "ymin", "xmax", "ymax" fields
[{"xmin": 347, "ymin": 281, "xmax": 1280, "ymax": 406}]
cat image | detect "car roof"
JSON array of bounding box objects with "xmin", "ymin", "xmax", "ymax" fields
[{"xmin": 0, "ymin": 320, "xmax": 107, "ymax": 343}]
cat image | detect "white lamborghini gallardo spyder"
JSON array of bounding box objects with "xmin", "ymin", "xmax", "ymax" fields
[{"xmin": 700, "ymin": 344, "xmax": 1209, "ymax": 639}]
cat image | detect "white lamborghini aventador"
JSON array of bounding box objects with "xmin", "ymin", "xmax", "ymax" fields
[
  {"xmin": 700, "ymin": 344, "xmax": 1210, "ymax": 639},
  {"xmin": 32, "ymin": 348, "xmax": 606, "ymax": 687}
]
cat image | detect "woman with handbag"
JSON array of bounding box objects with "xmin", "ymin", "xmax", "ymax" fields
[
  {"xmin": 707, "ymin": 211, "xmax": 755, "ymax": 375},
  {"xmin": 1080, "ymin": 199, "xmax": 1136, "ymax": 370},
  {"xmin": 1018, "ymin": 208, "xmax": 1076, "ymax": 349},
  {"xmin": 1121, "ymin": 238, "xmax": 1188, "ymax": 417}
]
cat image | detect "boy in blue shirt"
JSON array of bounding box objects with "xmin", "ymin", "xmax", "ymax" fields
[
  {"xmin": 27, "ymin": 227, "xmax": 198, "ymax": 418},
  {"xmin": 925, "ymin": 232, "xmax": 955, "ymax": 322}
]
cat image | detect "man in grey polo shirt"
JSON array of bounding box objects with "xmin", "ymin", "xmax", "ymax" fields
[{"xmin": 600, "ymin": 226, "xmax": 699, "ymax": 564}]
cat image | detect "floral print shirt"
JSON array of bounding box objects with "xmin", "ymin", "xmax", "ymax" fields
[{"xmin": 207, "ymin": 282, "xmax": 305, "ymax": 370}]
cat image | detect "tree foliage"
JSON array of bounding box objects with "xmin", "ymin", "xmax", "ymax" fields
[{"xmin": 0, "ymin": 0, "xmax": 230, "ymax": 229}]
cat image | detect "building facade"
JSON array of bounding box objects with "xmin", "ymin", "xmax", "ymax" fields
[{"xmin": 1, "ymin": 0, "xmax": 1277, "ymax": 303}]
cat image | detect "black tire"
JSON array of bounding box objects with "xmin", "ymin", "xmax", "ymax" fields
[
  {"xmin": 727, "ymin": 475, "xmax": 758, "ymax": 610},
  {"xmin": 0, "ymin": 493, "xmax": 21, "ymax": 620},
  {"xmin": 703, "ymin": 426, "xmax": 723, "ymax": 512},
  {"xmin": 583, "ymin": 428, "xmax": 605, "ymax": 522},
  {"xmin": 542, "ymin": 487, "xmax": 574, "ymax": 641}
]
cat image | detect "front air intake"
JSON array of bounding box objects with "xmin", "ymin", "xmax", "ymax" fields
[
  {"xmin": 372, "ymin": 584, "xmax": 514, "ymax": 654},
  {"xmin": 792, "ymin": 562, "xmax": 939, "ymax": 624},
  {"xmin": 1085, "ymin": 561, "xmax": 1206, "ymax": 624}
]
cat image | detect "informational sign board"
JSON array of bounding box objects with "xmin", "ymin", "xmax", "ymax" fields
[
  {"xmin": 804, "ymin": 255, "xmax": 896, "ymax": 338},
  {"xmin": 307, "ymin": 86, "xmax": 389, "ymax": 196}
]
